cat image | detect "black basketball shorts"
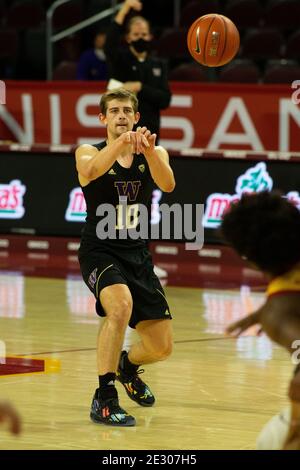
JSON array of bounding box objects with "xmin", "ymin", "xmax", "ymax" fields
[{"xmin": 78, "ymin": 245, "xmax": 171, "ymax": 329}]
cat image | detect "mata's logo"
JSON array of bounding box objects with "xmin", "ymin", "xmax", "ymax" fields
[
  {"xmin": 203, "ymin": 162, "xmax": 273, "ymax": 228},
  {"xmin": 65, "ymin": 187, "xmax": 86, "ymax": 222},
  {"xmin": 203, "ymin": 162, "xmax": 300, "ymax": 228},
  {"xmin": 0, "ymin": 180, "xmax": 26, "ymax": 219}
]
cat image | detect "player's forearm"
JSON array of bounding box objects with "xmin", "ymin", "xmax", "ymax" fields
[
  {"xmin": 88, "ymin": 140, "xmax": 125, "ymax": 178},
  {"xmin": 144, "ymin": 151, "xmax": 175, "ymax": 192}
]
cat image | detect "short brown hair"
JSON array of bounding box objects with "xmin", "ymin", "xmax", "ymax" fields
[{"xmin": 99, "ymin": 89, "xmax": 139, "ymax": 115}]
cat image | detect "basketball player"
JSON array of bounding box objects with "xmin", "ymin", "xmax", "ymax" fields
[
  {"xmin": 0, "ymin": 401, "xmax": 21, "ymax": 434},
  {"xmin": 75, "ymin": 89, "xmax": 175, "ymax": 426},
  {"xmin": 220, "ymin": 191, "xmax": 300, "ymax": 449}
]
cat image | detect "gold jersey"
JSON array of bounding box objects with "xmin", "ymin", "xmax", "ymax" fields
[{"xmin": 267, "ymin": 265, "xmax": 300, "ymax": 297}]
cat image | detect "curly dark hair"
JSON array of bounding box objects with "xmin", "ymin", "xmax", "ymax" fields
[{"xmin": 220, "ymin": 191, "xmax": 300, "ymax": 276}]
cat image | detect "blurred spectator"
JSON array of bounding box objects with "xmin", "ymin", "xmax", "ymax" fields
[
  {"xmin": 77, "ymin": 30, "xmax": 108, "ymax": 81},
  {"xmin": 104, "ymin": 0, "xmax": 171, "ymax": 141}
]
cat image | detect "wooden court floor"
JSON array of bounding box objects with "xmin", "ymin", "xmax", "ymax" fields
[{"xmin": 0, "ymin": 273, "xmax": 292, "ymax": 450}]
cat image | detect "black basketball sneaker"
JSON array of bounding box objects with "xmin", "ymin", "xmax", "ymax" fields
[
  {"xmin": 90, "ymin": 387, "xmax": 136, "ymax": 426},
  {"xmin": 116, "ymin": 351, "xmax": 155, "ymax": 407}
]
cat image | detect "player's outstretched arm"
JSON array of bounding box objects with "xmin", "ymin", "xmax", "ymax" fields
[
  {"xmin": 75, "ymin": 131, "xmax": 149, "ymax": 182},
  {"xmin": 226, "ymin": 308, "xmax": 263, "ymax": 337}
]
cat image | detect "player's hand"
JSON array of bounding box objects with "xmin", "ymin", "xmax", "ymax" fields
[
  {"xmin": 121, "ymin": 131, "xmax": 149, "ymax": 155},
  {"xmin": 136, "ymin": 126, "xmax": 157, "ymax": 156},
  {"xmin": 0, "ymin": 401, "xmax": 22, "ymax": 435},
  {"xmin": 225, "ymin": 311, "xmax": 261, "ymax": 337},
  {"xmin": 123, "ymin": 0, "xmax": 142, "ymax": 14}
]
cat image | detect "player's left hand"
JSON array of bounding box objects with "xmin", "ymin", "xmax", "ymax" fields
[
  {"xmin": 225, "ymin": 310, "xmax": 261, "ymax": 337},
  {"xmin": 136, "ymin": 126, "xmax": 156, "ymax": 155}
]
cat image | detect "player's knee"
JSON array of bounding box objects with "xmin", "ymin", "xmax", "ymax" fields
[
  {"xmin": 161, "ymin": 341, "xmax": 173, "ymax": 360},
  {"xmin": 108, "ymin": 298, "xmax": 132, "ymax": 327},
  {"xmin": 152, "ymin": 341, "xmax": 173, "ymax": 361}
]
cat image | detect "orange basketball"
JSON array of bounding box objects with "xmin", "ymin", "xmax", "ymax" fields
[{"xmin": 187, "ymin": 14, "xmax": 240, "ymax": 67}]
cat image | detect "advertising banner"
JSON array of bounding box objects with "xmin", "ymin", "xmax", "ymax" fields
[
  {"xmin": 1, "ymin": 150, "xmax": 300, "ymax": 243},
  {"xmin": 0, "ymin": 81, "xmax": 299, "ymax": 151}
]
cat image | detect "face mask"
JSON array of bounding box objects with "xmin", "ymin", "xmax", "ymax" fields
[{"xmin": 130, "ymin": 38, "xmax": 152, "ymax": 53}]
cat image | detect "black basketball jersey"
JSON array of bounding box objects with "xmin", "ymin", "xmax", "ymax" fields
[{"xmin": 80, "ymin": 141, "xmax": 154, "ymax": 249}]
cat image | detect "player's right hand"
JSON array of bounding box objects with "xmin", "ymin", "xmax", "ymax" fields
[{"xmin": 0, "ymin": 401, "xmax": 22, "ymax": 435}]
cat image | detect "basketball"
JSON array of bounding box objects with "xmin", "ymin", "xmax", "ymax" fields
[{"xmin": 187, "ymin": 14, "xmax": 240, "ymax": 67}]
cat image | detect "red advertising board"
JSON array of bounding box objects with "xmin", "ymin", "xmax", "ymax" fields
[{"xmin": 0, "ymin": 80, "xmax": 299, "ymax": 151}]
